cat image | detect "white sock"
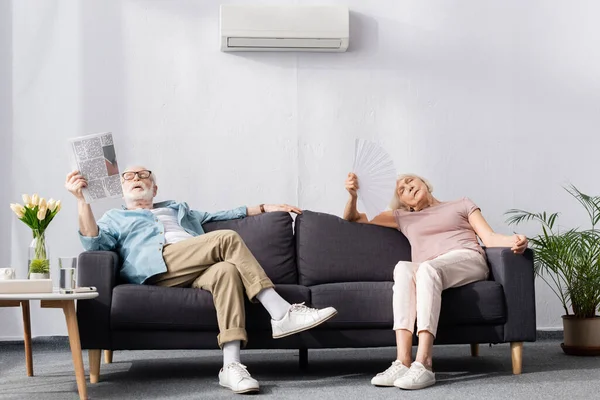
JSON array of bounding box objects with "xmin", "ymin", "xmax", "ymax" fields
[
  {"xmin": 256, "ymin": 288, "xmax": 291, "ymax": 321},
  {"xmin": 223, "ymin": 341, "xmax": 241, "ymax": 367}
]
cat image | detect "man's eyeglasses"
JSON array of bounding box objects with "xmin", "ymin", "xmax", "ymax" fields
[{"xmin": 122, "ymin": 170, "xmax": 152, "ymax": 180}]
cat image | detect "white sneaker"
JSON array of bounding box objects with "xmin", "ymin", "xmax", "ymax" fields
[
  {"xmin": 393, "ymin": 361, "xmax": 436, "ymax": 390},
  {"xmin": 218, "ymin": 362, "xmax": 260, "ymax": 394},
  {"xmin": 272, "ymin": 303, "xmax": 338, "ymax": 339},
  {"xmin": 371, "ymin": 361, "xmax": 410, "ymax": 386}
]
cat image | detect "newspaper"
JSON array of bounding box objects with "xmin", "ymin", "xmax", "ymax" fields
[{"xmin": 68, "ymin": 132, "xmax": 123, "ymax": 203}]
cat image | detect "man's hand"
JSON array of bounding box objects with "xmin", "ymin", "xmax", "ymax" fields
[
  {"xmin": 263, "ymin": 204, "xmax": 302, "ymax": 214},
  {"xmin": 511, "ymin": 234, "xmax": 528, "ymax": 254},
  {"xmin": 65, "ymin": 170, "xmax": 87, "ymax": 201},
  {"xmin": 345, "ymin": 172, "xmax": 359, "ymax": 198},
  {"xmin": 65, "ymin": 170, "xmax": 99, "ymax": 237},
  {"xmin": 247, "ymin": 204, "xmax": 302, "ymax": 216}
]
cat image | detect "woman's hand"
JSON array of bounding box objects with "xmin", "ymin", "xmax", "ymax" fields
[
  {"xmin": 511, "ymin": 234, "xmax": 528, "ymax": 254},
  {"xmin": 263, "ymin": 204, "xmax": 302, "ymax": 214},
  {"xmin": 345, "ymin": 172, "xmax": 359, "ymax": 198}
]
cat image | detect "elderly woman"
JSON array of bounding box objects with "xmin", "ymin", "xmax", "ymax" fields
[{"xmin": 343, "ymin": 172, "xmax": 528, "ymax": 390}]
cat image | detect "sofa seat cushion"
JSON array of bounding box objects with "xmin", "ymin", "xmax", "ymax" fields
[
  {"xmin": 111, "ymin": 284, "xmax": 218, "ymax": 331},
  {"xmin": 111, "ymin": 284, "xmax": 310, "ymax": 331},
  {"xmin": 439, "ymin": 281, "xmax": 506, "ymax": 326},
  {"xmin": 308, "ymin": 280, "xmax": 506, "ymax": 331},
  {"xmin": 310, "ymin": 282, "xmax": 394, "ymax": 329}
]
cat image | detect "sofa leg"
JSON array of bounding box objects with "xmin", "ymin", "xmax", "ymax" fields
[
  {"xmin": 470, "ymin": 343, "xmax": 479, "ymax": 357},
  {"xmin": 511, "ymin": 342, "xmax": 523, "ymax": 375},
  {"xmin": 299, "ymin": 348, "xmax": 308, "ymax": 370},
  {"xmin": 104, "ymin": 350, "xmax": 113, "ymax": 364},
  {"xmin": 89, "ymin": 349, "xmax": 101, "ymax": 383}
]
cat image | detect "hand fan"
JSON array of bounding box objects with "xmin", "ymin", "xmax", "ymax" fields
[{"xmin": 352, "ymin": 138, "xmax": 397, "ymax": 221}]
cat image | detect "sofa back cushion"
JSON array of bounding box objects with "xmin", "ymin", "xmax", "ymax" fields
[
  {"xmin": 295, "ymin": 210, "xmax": 411, "ymax": 285},
  {"xmin": 203, "ymin": 211, "xmax": 297, "ymax": 284}
]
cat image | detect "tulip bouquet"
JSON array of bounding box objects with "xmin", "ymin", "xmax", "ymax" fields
[{"xmin": 10, "ymin": 194, "xmax": 61, "ymax": 277}]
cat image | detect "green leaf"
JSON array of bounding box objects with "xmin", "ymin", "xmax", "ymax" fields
[
  {"xmin": 29, "ymin": 258, "xmax": 50, "ymax": 274},
  {"xmin": 505, "ymin": 186, "xmax": 600, "ymax": 318}
]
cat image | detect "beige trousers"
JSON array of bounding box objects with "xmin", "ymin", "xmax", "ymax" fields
[
  {"xmin": 148, "ymin": 230, "xmax": 274, "ymax": 347},
  {"xmin": 392, "ymin": 249, "xmax": 489, "ymax": 337}
]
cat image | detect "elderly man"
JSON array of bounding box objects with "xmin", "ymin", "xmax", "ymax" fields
[{"xmin": 66, "ymin": 166, "xmax": 337, "ymax": 394}]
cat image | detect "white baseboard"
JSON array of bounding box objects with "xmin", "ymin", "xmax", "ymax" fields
[
  {"xmin": 0, "ymin": 336, "xmax": 26, "ymax": 341},
  {"xmin": 538, "ymin": 327, "xmax": 563, "ymax": 331}
]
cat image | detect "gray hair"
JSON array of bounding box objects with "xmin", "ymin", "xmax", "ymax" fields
[{"xmin": 389, "ymin": 173, "xmax": 434, "ymax": 210}]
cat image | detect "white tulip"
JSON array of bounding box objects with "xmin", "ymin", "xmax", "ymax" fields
[
  {"xmin": 55, "ymin": 200, "xmax": 62, "ymax": 212},
  {"xmin": 22, "ymin": 194, "xmax": 32, "ymax": 207},
  {"xmin": 37, "ymin": 207, "xmax": 47, "ymax": 221},
  {"xmin": 47, "ymin": 199, "xmax": 57, "ymax": 212},
  {"xmin": 31, "ymin": 194, "xmax": 39, "ymax": 206},
  {"xmin": 39, "ymin": 198, "xmax": 47, "ymax": 210},
  {"xmin": 10, "ymin": 203, "xmax": 25, "ymax": 218}
]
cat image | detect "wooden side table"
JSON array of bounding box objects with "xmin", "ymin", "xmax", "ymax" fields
[{"xmin": 0, "ymin": 291, "xmax": 99, "ymax": 400}]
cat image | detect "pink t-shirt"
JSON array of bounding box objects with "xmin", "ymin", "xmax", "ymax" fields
[{"xmin": 393, "ymin": 197, "xmax": 485, "ymax": 263}]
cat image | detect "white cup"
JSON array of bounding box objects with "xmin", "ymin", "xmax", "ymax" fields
[{"xmin": 0, "ymin": 268, "xmax": 16, "ymax": 280}]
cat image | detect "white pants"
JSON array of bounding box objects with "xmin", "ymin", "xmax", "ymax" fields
[{"xmin": 392, "ymin": 249, "xmax": 489, "ymax": 337}]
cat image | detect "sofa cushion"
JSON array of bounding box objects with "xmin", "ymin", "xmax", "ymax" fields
[
  {"xmin": 310, "ymin": 282, "xmax": 394, "ymax": 329},
  {"xmin": 111, "ymin": 283, "xmax": 310, "ymax": 332},
  {"xmin": 295, "ymin": 211, "xmax": 411, "ymax": 285},
  {"xmin": 438, "ymin": 280, "xmax": 506, "ymax": 326},
  {"xmin": 308, "ymin": 280, "xmax": 506, "ymax": 331},
  {"xmin": 203, "ymin": 211, "xmax": 297, "ymax": 284},
  {"xmin": 112, "ymin": 284, "xmax": 218, "ymax": 331}
]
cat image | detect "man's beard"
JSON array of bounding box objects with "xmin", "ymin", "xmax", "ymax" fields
[{"xmin": 124, "ymin": 186, "xmax": 154, "ymax": 203}]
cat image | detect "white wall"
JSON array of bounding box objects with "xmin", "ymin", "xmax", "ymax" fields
[
  {"xmin": 0, "ymin": 0, "xmax": 18, "ymax": 337},
  {"xmin": 3, "ymin": 0, "xmax": 600, "ymax": 339},
  {"xmin": 0, "ymin": 0, "xmax": 12, "ymax": 261}
]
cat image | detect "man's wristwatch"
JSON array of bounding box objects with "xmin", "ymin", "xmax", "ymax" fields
[{"xmin": 260, "ymin": 204, "xmax": 266, "ymax": 213}]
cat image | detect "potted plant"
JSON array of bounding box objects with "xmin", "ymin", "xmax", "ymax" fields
[
  {"xmin": 10, "ymin": 194, "xmax": 62, "ymax": 279},
  {"xmin": 506, "ymin": 185, "xmax": 600, "ymax": 355}
]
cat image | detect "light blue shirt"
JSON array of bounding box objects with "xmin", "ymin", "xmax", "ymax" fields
[{"xmin": 79, "ymin": 200, "xmax": 247, "ymax": 284}]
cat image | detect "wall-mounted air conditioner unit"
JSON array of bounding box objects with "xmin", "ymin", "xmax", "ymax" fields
[{"xmin": 220, "ymin": 5, "xmax": 349, "ymax": 52}]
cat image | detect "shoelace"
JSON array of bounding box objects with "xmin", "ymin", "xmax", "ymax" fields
[
  {"xmin": 226, "ymin": 362, "xmax": 252, "ymax": 380},
  {"xmin": 405, "ymin": 364, "xmax": 426, "ymax": 381},
  {"xmin": 378, "ymin": 361, "xmax": 404, "ymax": 376},
  {"xmin": 289, "ymin": 302, "xmax": 318, "ymax": 313}
]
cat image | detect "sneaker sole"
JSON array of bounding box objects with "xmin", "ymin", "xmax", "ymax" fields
[
  {"xmin": 395, "ymin": 380, "xmax": 436, "ymax": 390},
  {"xmin": 272, "ymin": 310, "xmax": 338, "ymax": 339},
  {"xmin": 371, "ymin": 381, "xmax": 396, "ymax": 387},
  {"xmin": 219, "ymin": 382, "xmax": 260, "ymax": 394}
]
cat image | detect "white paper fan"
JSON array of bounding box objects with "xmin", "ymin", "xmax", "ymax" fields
[{"xmin": 352, "ymin": 138, "xmax": 397, "ymax": 221}]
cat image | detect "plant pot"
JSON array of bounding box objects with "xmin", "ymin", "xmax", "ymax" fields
[
  {"xmin": 561, "ymin": 315, "xmax": 600, "ymax": 356},
  {"xmin": 29, "ymin": 273, "xmax": 50, "ymax": 280}
]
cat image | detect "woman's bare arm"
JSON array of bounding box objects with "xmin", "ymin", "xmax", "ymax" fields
[
  {"xmin": 468, "ymin": 209, "xmax": 527, "ymax": 254},
  {"xmin": 367, "ymin": 210, "xmax": 399, "ymax": 228},
  {"xmin": 343, "ymin": 194, "xmax": 366, "ymax": 222}
]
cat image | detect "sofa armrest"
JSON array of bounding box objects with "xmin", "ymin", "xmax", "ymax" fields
[
  {"xmin": 76, "ymin": 251, "xmax": 120, "ymax": 349},
  {"xmin": 485, "ymin": 247, "xmax": 536, "ymax": 342}
]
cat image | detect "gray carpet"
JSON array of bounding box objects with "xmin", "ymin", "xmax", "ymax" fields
[{"xmin": 0, "ymin": 337, "xmax": 598, "ymax": 400}]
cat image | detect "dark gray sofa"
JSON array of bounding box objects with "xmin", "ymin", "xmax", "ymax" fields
[{"xmin": 77, "ymin": 210, "xmax": 536, "ymax": 381}]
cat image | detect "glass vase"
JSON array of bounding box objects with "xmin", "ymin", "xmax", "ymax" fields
[{"xmin": 28, "ymin": 229, "xmax": 50, "ymax": 279}]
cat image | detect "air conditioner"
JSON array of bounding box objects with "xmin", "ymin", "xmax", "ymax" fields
[{"xmin": 220, "ymin": 5, "xmax": 349, "ymax": 52}]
